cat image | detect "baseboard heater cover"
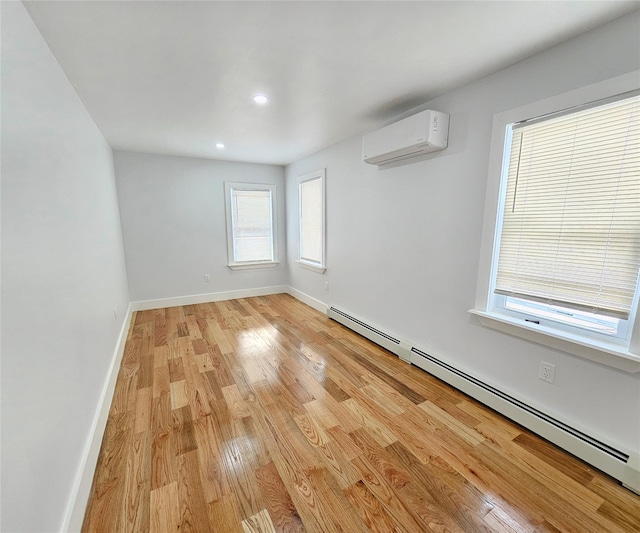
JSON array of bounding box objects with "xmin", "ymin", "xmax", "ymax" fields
[
  {"xmin": 326, "ymin": 306, "xmax": 639, "ymax": 493},
  {"xmin": 410, "ymin": 347, "xmax": 639, "ymax": 494},
  {"xmin": 328, "ymin": 307, "xmax": 402, "ymax": 357},
  {"xmin": 412, "ymin": 348, "xmax": 626, "ymax": 459}
]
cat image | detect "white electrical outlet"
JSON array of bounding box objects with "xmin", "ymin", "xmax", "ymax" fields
[
  {"xmin": 324, "ymin": 281, "xmax": 329, "ymax": 291},
  {"xmin": 113, "ymin": 308, "xmax": 118, "ymax": 321},
  {"xmin": 204, "ymin": 274, "xmax": 211, "ymax": 282},
  {"xmin": 538, "ymin": 361, "xmax": 556, "ymax": 383}
]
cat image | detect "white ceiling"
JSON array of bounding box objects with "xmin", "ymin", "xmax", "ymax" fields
[{"xmin": 23, "ymin": 1, "xmax": 640, "ymax": 166}]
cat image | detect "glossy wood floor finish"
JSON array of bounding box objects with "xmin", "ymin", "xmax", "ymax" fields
[{"xmin": 82, "ymin": 294, "xmax": 639, "ymax": 533}]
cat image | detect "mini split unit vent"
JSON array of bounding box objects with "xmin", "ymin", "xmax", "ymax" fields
[{"xmin": 362, "ymin": 109, "xmax": 449, "ymax": 166}]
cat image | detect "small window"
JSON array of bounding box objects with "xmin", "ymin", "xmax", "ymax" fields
[
  {"xmin": 224, "ymin": 182, "xmax": 278, "ymax": 270},
  {"xmin": 490, "ymin": 92, "xmax": 640, "ymax": 344},
  {"xmin": 297, "ymin": 169, "xmax": 326, "ymax": 273}
]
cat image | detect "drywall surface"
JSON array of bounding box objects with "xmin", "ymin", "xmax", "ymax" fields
[
  {"xmin": 286, "ymin": 12, "xmax": 640, "ymax": 452},
  {"xmin": 1, "ymin": 2, "xmax": 131, "ymax": 531},
  {"xmin": 114, "ymin": 151, "xmax": 287, "ymax": 302}
]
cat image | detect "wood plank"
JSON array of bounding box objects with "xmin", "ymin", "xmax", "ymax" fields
[
  {"xmin": 325, "ymin": 426, "xmax": 364, "ymax": 462},
  {"xmin": 220, "ymin": 424, "xmax": 265, "ymax": 520},
  {"xmin": 471, "ymin": 441, "xmax": 629, "ymax": 533},
  {"xmin": 222, "ymin": 383, "xmax": 251, "ymax": 419},
  {"xmin": 241, "ymin": 509, "xmax": 277, "ymax": 533},
  {"xmin": 177, "ymin": 450, "xmax": 211, "ymax": 531},
  {"xmin": 293, "ymin": 413, "xmax": 330, "ymax": 448},
  {"xmin": 513, "ymin": 431, "xmax": 596, "ymax": 486},
  {"xmin": 154, "ymin": 314, "xmax": 167, "ymax": 347},
  {"xmin": 589, "ymin": 475, "xmax": 640, "ymax": 526},
  {"xmin": 386, "ymin": 440, "xmax": 495, "ymax": 533},
  {"xmin": 188, "ymin": 386, "xmax": 212, "ymax": 420},
  {"xmin": 122, "ymin": 431, "xmax": 151, "ymax": 533},
  {"xmin": 152, "ymin": 364, "xmax": 170, "ymax": 399},
  {"xmin": 82, "ymin": 413, "xmax": 132, "ymax": 532},
  {"xmin": 137, "ymin": 354, "xmax": 154, "ymax": 390},
  {"xmin": 254, "ymin": 461, "xmax": 305, "ymax": 533},
  {"xmin": 192, "ymin": 414, "xmax": 229, "ymax": 503},
  {"xmin": 418, "ymin": 400, "xmax": 485, "ymax": 446},
  {"xmin": 315, "ymin": 439, "xmax": 362, "ymax": 490},
  {"xmin": 151, "ymin": 391, "xmax": 171, "ymax": 434},
  {"xmin": 483, "ymin": 504, "xmax": 537, "ymax": 533},
  {"xmin": 150, "ymin": 481, "xmax": 179, "ymax": 533},
  {"xmin": 343, "ymin": 480, "xmax": 406, "ymax": 533},
  {"xmin": 350, "ymin": 455, "xmax": 427, "ymax": 532},
  {"xmin": 134, "ymin": 387, "xmax": 153, "ymax": 434},
  {"xmin": 170, "ymin": 380, "xmax": 189, "ymax": 410},
  {"xmin": 150, "ymin": 427, "xmax": 175, "ymax": 491},
  {"xmin": 168, "ymin": 358, "xmax": 185, "ymax": 383},
  {"xmin": 322, "ymin": 376, "xmax": 352, "ymax": 402},
  {"xmin": 110, "ymin": 376, "xmax": 137, "ymax": 415},
  {"xmin": 303, "ymin": 399, "xmax": 341, "ymax": 432},
  {"xmin": 171, "ymin": 405, "xmax": 198, "ymax": 457},
  {"xmin": 304, "ymin": 466, "xmax": 370, "ymax": 533},
  {"xmin": 342, "ymin": 398, "xmax": 397, "ymax": 447},
  {"xmin": 349, "ymin": 428, "xmax": 411, "ymax": 491},
  {"xmin": 207, "ymin": 494, "xmax": 244, "ymax": 533},
  {"xmin": 154, "ymin": 345, "xmax": 169, "ymax": 368},
  {"xmin": 476, "ymin": 420, "xmax": 603, "ymax": 511}
]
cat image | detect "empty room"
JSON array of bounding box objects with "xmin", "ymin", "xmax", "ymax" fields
[{"xmin": 2, "ymin": 1, "xmax": 640, "ymax": 532}]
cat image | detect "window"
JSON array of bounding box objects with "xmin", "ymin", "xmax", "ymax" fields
[
  {"xmin": 224, "ymin": 182, "xmax": 278, "ymax": 270},
  {"xmin": 494, "ymin": 92, "xmax": 640, "ymax": 342},
  {"xmin": 472, "ymin": 72, "xmax": 640, "ymax": 371},
  {"xmin": 297, "ymin": 169, "xmax": 326, "ymax": 273}
]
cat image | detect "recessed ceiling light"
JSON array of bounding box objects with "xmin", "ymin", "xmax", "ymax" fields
[
  {"xmin": 215, "ymin": 142, "xmax": 225, "ymax": 149},
  {"xmin": 253, "ymin": 94, "xmax": 268, "ymax": 105}
]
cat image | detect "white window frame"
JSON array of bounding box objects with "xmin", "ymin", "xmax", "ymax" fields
[
  {"xmin": 296, "ymin": 169, "xmax": 326, "ymax": 274},
  {"xmin": 470, "ymin": 71, "xmax": 640, "ymax": 373},
  {"xmin": 224, "ymin": 182, "xmax": 279, "ymax": 270}
]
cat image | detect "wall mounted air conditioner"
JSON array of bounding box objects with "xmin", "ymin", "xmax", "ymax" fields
[{"xmin": 362, "ymin": 109, "xmax": 449, "ymax": 166}]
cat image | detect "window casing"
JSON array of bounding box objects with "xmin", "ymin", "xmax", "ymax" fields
[
  {"xmin": 224, "ymin": 182, "xmax": 278, "ymax": 270},
  {"xmin": 472, "ymin": 72, "xmax": 640, "ymax": 372},
  {"xmin": 297, "ymin": 169, "xmax": 326, "ymax": 273}
]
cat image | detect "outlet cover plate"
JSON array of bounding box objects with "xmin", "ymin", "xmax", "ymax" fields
[{"xmin": 538, "ymin": 361, "xmax": 556, "ymax": 383}]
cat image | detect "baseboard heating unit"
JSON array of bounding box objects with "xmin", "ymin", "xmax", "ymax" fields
[
  {"xmin": 328, "ymin": 307, "xmax": 412, "ymax": 362},
  {"xmin": 327, "ymin": 306, "xmax": 640, "ymax": 494}
]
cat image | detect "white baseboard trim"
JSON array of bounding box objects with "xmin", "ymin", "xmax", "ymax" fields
[
  {"xmin": 131, "ymin": 285, "xmax": 289, "ymax": 311},
  {"xmin": 286, "ymin": 286, "xmax": 328, "ymax": 314},
  {"xmin": 61, "ymin": 302, "xmax": 134, "ymax": 533}
]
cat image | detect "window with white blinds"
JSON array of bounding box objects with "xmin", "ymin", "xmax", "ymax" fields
[
  {"xmin": 224, "ymin": 183, "xmax": 277, "ymax": 267},
  {"xmin": 494, "ymin": 93, "xmax": 640, "ymax": 321},
  {"xmin": 299, "ymin": 170, "xmax": 325, "ymax": 268}
]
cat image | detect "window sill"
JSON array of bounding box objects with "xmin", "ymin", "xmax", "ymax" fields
[
  {"xmin": 468, "ymin": 309, "xmax": 640, "ymax": 373},
  {"xmin": 296, "ymin": 260, "xmax": 326, "ymax": 274},
  {"xmin": 228, "ymin": 261, "xmax": 280, "ymax": 271}
]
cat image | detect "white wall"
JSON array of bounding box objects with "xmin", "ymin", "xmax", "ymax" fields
[
  {"xmin": 286, "ymin": 12, "xmax": 640, "ymax": 453},
  {"xmin": 114, "ymin": 151, "xmax": 287, "ymax": 302},
  {"xmin": 1, "ymin": 2, "xmax": 131, "ymax": 531}
]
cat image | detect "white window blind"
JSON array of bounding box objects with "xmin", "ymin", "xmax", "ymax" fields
[
  {"xmin": 494, "ymin": 93, "xmax": 640, "ymax": 319},
  {"xmin": 230, "ymin": 189, "xmax": 274, "ymax": 263},
  {"xmin": 300, "ymin": 177, "xmax": 323, "ymax": 265}
]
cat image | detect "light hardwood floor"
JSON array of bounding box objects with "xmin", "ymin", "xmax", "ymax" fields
[{"xmin": 82, "ymin": 294, "xmax": 640, "ymax": 532}]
